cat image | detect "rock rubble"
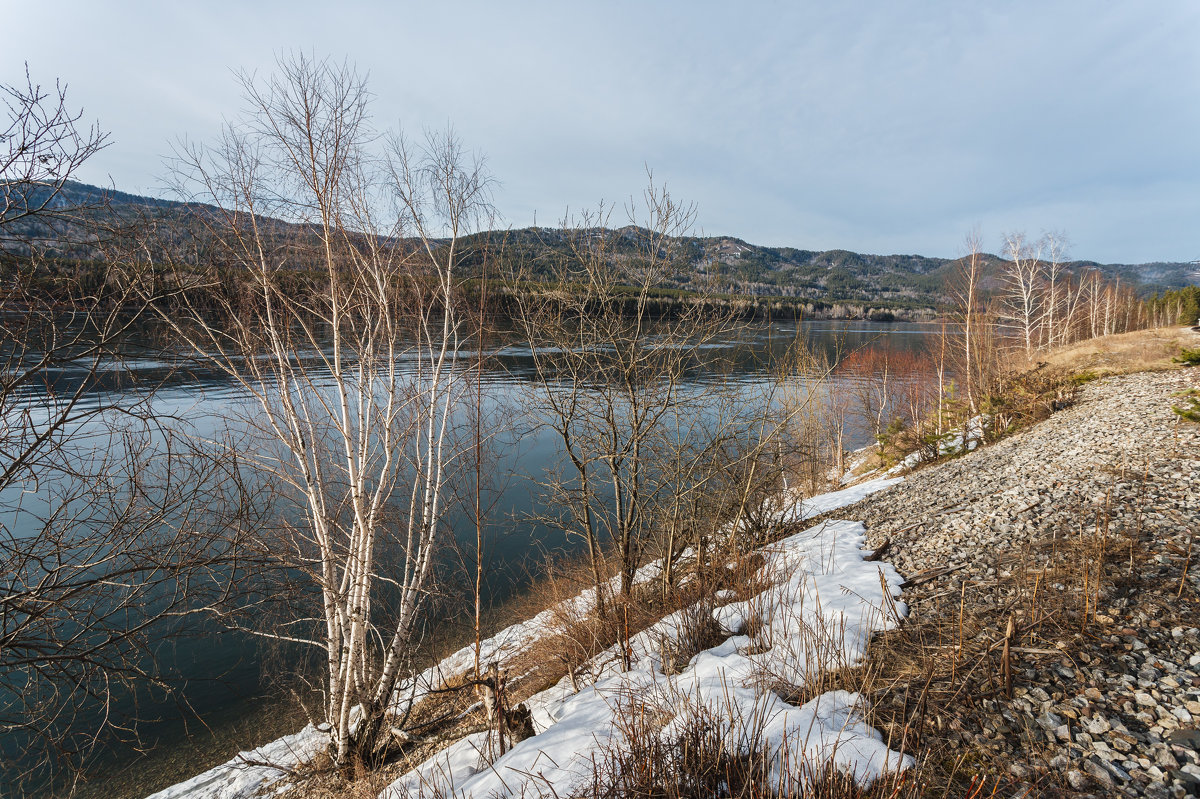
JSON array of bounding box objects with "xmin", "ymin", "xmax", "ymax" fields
[{"xmin": 841, "ymin": 369, "xmax": 1200, "ymax": 797}]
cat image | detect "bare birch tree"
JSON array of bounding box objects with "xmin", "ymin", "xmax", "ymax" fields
[
  {"xmin": 950, "ymin": 231, "xmax": 986, "ymax": 413},
  {"xmin": 1040, "ymin": 231, "xmax": 1069, "ymax": 347},
  {"xmin": 1085, "ymin": 269, "xmax": 1104, "ymax": 339},
  {"xmin": 1000, "ymin": 232, "xmax": 1043, "ymax": 356},
  {"xmin": 151, "ymin": 54, "xmax": 493, "ymax": 766},
  {"xmin": 1060, "ymin": 267, "xmax": 1086, "ymax": 346}
]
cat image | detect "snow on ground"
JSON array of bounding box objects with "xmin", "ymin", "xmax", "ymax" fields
[
  {"xmin": 144, "ymin": 477, "xmax": 903, "ymax": 799},
  {"xmin": 774, "ymin": 477, "xmax": 902, "ymax": 524},
  {"xmin": 143, "ymin": 726, "xmax": 325, "ymax": 799},
  {"xmin": 385, "ymin": 519, "xmax": 912, "ymax": 799},
  {"xmin": 884, "ymin": 416, "xmax": 988, "ymax": 477},
  {"xmin": 835, "ymin": 417, "xmax": 992, "ymax": 484}
]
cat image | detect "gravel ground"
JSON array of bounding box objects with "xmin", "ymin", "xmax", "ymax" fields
[{"xmin": 837, "ymin": 367, "xmax": 1200, "ymax": 798}]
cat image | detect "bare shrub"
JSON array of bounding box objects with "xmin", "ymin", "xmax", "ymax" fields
[
  {"xmin": 655, "ymin": 598, "xmax": 725, "ymax": 676},
  {"xmin": 577, "ymin": 684, "xmax": 921, "ymax": 799},
  {"xmin": 1, "ymin": 66, "xmax": 258, "ymax": 794}
]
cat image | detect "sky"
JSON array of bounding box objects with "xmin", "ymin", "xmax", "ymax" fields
[{"xmin": 3, "ymin": 1, "xmax": 1198, "ymax": 263}]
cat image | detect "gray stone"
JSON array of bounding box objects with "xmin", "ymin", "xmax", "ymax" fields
[
  {"xmin": 1168, "ymin": 728, "xmax": 1200, "ymax": 749},
  {"xmin": 1145, "ymin": 784, "xmax": 1170, "ymax": 799},
  {"xmin": 1157, "ymin": 747, "xmax": 1181, "ymax": 769},
  {"xmin": 1036, "ymin": 711, "xmax": 1062, "ymax": 731},
  {"xmin": 1084, "ymin": 758, "xmax": 1115, "ymax": 786},
  {"xmin": 1104, "ymin": 760, "xmax": 1133, "ymax": 781}
]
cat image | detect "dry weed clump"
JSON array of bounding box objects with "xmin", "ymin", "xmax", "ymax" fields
[
  {"xmin": 283, "ymin": 746, "xmax": 399, "ymax": 799},
  {"xmin": 581, "ymin": 688, "xmax": 776, "ymax": 799},
  {"xmin": 572, "ymin": 683, "xmax": 991, "ymax": 799},
  {"xmin": 497, "ymin": 542, "xmax": 761, "ymax": 697},
  {"xmin": 743, "ymin": 578, "xmax": 886, "ymax": 712},
  {"xmin": 655, "ymin": 598, "xmax": 726, "ymax": 676}
]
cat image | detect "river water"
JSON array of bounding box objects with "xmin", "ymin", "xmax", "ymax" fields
[{"xmin": 2, "ymin": 320, "xmax": 944, "ymax": 796}]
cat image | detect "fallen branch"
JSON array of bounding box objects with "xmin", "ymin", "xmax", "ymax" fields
[
  {"xmin": 865, "ymin": 538, "xmax": 892, "ymax": 562},
  {"xmin": 900, "ymin": 564, "xmax": 965, "ymax": 589}
]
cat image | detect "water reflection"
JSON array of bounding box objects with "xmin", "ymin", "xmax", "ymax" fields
[{"xmin": 3, "ymin": 319, "xmax": 944, "ymax": 794}]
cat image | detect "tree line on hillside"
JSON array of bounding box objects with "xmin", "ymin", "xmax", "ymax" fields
[
  {"xmin": 4, "ymin": 183, "xmax": 1194, "ymax": 318},
  {"xmin": 1147, "ymin": 285, "xmax": 1200, "ymax": 327}
]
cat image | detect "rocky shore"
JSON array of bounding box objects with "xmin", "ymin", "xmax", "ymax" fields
[{"xmin": 837, "ymin": 366, "xmax": 1200, "ymax": 797}]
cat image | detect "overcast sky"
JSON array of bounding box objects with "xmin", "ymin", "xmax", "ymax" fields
[{"xmin": 3, "ymin": 1, "xmax": 1198, "ymax": 263}]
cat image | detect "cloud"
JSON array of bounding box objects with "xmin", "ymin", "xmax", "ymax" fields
[{"xmin": 3, "ymin": 0, "xmax": 1197, "ymax": 262}]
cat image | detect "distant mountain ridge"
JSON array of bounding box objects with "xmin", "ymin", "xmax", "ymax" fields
[{"xmin": 4, "ymin": 181, "xmax": 1196, "ymax": 310}]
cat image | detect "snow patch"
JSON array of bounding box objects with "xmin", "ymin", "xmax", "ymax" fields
[
  {"xmin": 143, "ymin": 725, "xmax": 325, "ymax": 799},
  {"xmin": 774, "ymin": 476, "xmax": 903, "ymax": 525},
  {"xmin": 884, "ymin": 416, "xmax": 990, "ymax": 477},
  {"xmin": 382, "ymin": 520, "xmax": 912, "ymax": 798}
]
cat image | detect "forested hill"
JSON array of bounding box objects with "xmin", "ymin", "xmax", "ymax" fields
[
  {"xmin": 4, "ymin": 181, "xmax": 1197, "ymax": 310},
  {"xmin": 458, "ymin": 226, "xmax": 1197, "ymax": 310}
]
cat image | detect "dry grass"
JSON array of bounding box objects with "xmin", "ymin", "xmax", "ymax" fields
[
  {"xmin": 1028, "ymin": 325, "xmax": 1200, "ymax": 377},
  {"xmin": 845, "ymin": 469, "xmax": 1169, "ymax": 796},
  {"xmin": 283, "ymin": 748, "xmax": 400, "ymax": 799},
  {"xmin": 573, "ymin": 678, "xmax": 1006, "ymax": 799},
  {"xmin": 509, "ymin": 544, "xmax": 771, "ymax": 693}
]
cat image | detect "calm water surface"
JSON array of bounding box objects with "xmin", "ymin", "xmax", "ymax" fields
[{"xmin": 2, "ymin": 320, "xmax": 943, "ymax": 795}]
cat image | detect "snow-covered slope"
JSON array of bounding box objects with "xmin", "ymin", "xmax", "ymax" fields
[
  {"xmin": 387, "ymin": 518, "xmax": 911, "ymax": 798},
  {"xmin": 146, "ymin": 477, "xmax": 905, "ymax": 799}
]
